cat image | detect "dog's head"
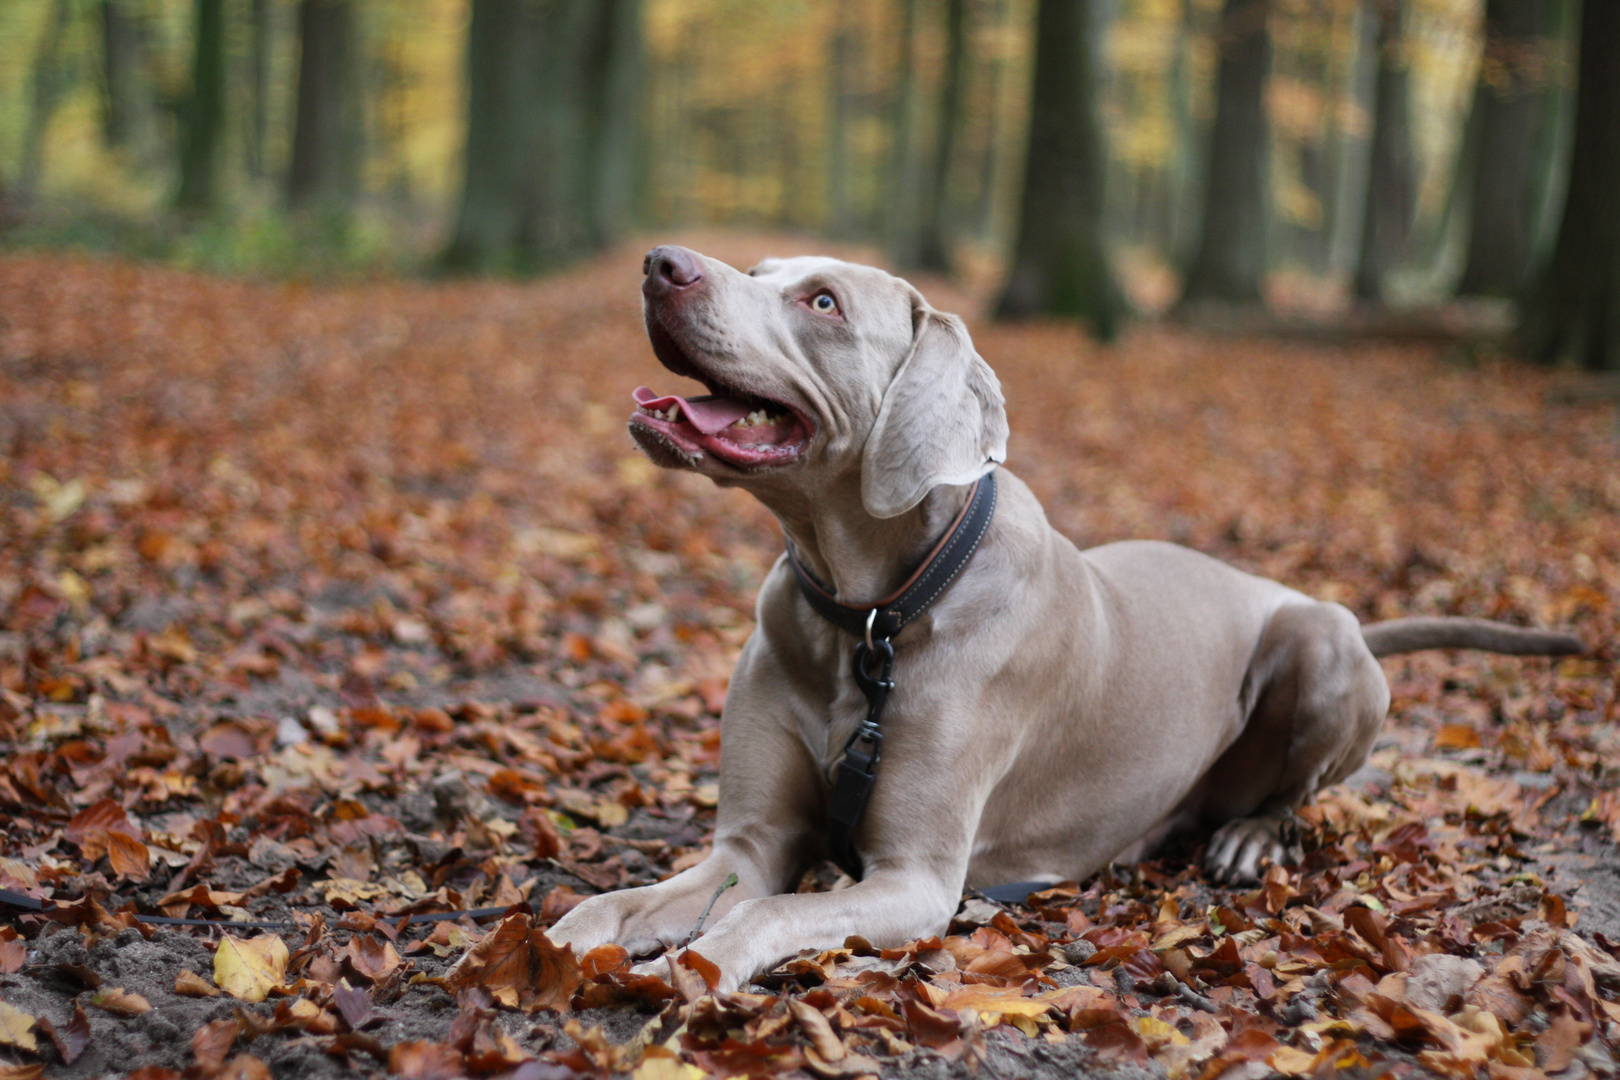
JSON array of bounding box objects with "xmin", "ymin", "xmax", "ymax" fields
[{"xmin": 629, "ymin": 245, "xmax": 1007, "ymax": 518}]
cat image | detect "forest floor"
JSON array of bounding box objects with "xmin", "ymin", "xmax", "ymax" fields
[{"xmin": 1, "ymin": 235, "xmax": 1619, "ymax": 1080}]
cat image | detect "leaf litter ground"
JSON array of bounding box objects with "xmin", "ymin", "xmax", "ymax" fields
[{"xmin": 1, "ymin": 236, "xmax": 1619, "ymax": 1080}]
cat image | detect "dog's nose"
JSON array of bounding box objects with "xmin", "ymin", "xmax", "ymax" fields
[{"xmin": 643, "ymin": 246, "xmax": 704, "ymax": 295}]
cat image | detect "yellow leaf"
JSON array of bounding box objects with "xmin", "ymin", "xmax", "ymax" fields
[
  {"xmin": 632, "ymin": 1053, "xmax": 706, "ymax": 1080},
  {"xmin": 1133, "ymin": 1015, "xmax": 1190, "ymax": 1050},
  {"xmin": 0, "ymin": 1001, "xmax": 36, "ymax": 1052},
  {"xmin": 941, "ymin": 984, "xmax": 1053, "ymax": 1023},
  {"xmin": 214, "ymin": 934, "xmax": 290, "ymax": 1002},
  {"xmin": 1269, "ymin": 1045, "xmax": 1319, "ymax": 1076}
]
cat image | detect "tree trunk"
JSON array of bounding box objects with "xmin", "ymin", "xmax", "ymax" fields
[
  {"xmin": 288, "ymin": 0, "xmax": 360, "ymax": 211},
  {"xmin": 1177, "ymin": 0, "xmax": 1270, "ymax": 307},
  {"xmin": 1457, "ymin": 0, "xmax": 1553, "ymax": 297},
  {"xmin": 246, "ymin": 0, "xmax": 272, "ymax": 179},
  {"xmin": 901, "ymin": 0, "xmax": 967, "ymax": 273},
  {"xmin": 1353, "ymin": 0, "xmax": 1415, "ymax": 302},
  {"xmin": 579, "ymin": 0, "xmax": 643, "ymax": 248},
  {"xmin": 994, "ymin": 0, "xmax": 1123, "ymax": 338},
  {"xmin": 100, "ymin": 0, "xmax": 156, "ymax": 162},
  {"xmin": 1520, "ymin": 0, "xmax": 1620, "ymax": 371},
  {"xmin": 826, "ymin": 0, "xmax": 856, "ymax": 239},
  {"xmin": 887, "ymin": 0, "xmax": 930, "ymax": 267},
  {"xmin": 442, "ymin": 0, "xmax": 640, "ymax": 273},
  {"xmin": 18, "ymin": 0, "xmax": 73, "ymax": 205},
  {"xmin": 176, "ymin": 0, "xmax": 227, "ymax": 211}
]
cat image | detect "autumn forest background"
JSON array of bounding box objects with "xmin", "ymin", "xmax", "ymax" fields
[{"xmin": 3, "ymin": 1, "xmax": 1620, "ymax": 1079}]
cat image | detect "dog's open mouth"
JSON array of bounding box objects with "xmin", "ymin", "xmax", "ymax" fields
[{"xmin": 630, "ymin": 384, "xmax": 809, "ymax": 468}]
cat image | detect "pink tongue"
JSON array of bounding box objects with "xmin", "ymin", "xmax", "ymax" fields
[{"xmin": 633, "ymin": 386, "xmax": 752, "ymax": 435}]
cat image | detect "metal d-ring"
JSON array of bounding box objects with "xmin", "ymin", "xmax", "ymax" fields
[{"xmin": 865, "ymin": 608, "xmax": 877, "ymax": 651}]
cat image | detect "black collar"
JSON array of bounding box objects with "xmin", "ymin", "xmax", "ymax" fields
[{"xmin": 785, "ymin": 471, "xmax": 998, "ymax": 642}]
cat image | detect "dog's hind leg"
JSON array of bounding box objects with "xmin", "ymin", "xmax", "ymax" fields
[{"xmin": 1199, "ymin": 601, "xmax": 1389, "ymax": 884}]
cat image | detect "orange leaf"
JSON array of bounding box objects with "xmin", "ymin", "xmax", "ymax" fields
[
  {"xmin": 192, "ymin": 1018, "xmax": 239, "ymax": 1072},
  {"xmin": 107, "ymin": 831, "xmax": 150, "ymax": 882},
  {"xmin": 1433, "ymin": 724, "xmax": 1482, "ymax": 750}
]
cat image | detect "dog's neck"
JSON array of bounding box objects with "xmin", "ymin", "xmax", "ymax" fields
[{"xmin": 766, "ymin": 481, "xmax": 974, "ymax": 606}]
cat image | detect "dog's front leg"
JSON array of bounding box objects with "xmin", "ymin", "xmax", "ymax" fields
[
  {"xmin": 550, "ymin": 646, "xmax": 824, "ymax": 958},
  {"xmin": 676, "ymin": 864, "xmax": 963, "ymax": 993}
]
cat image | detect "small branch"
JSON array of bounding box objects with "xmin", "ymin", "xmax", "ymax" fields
[{"xmin": 684, "ymin": 873, "xmax": 738, "ymax": 947}]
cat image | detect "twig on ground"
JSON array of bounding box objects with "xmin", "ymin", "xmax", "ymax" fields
[{"xmin": 685, "ymin": 872, "xmax": 738, "ymax": 946}]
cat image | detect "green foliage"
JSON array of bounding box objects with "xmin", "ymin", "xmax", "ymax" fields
[{"xmin": 1, "ymin": 203, "xmax": 425, "ymax": 278}]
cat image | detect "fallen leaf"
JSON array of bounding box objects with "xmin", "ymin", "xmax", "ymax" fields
[
  {"xmin": 343, "ymin": 935, "xmax": 403, "ymax": 984},
  {"xmin": 443, "ymin": 912, "xmax": 581, "ymax": 1012},
  {"xmin": 175, "ymin": 969, "xmax": 221, "ymax": 997},
  {"xmin": 787, "ymin": 997, "xmax": 845, "ymax": 1062},
  {"xmin": 191, "ymin": 1018, "xmax": 238, "ymax": 1072},
  {"xmin": 0, "ymin": 1001, "xmax": 37, "ymax": 1052},
  {"xmin": 1535, "ymin": 1011, "xmax": 1592, "ymax": 1072},
  {"xmin": 88, "ymin": 988, "xmax": 152, "ymax": 1016},
  {"xmin": 388, "ymin": 1040, "xmax": 464, "ymax": 1080},
  {"xmin": 213, "ymin": 934, "xmax": 290, "ymax": 1002},
  {"xmin": 35, "ymin": 1002, "xmax": 89, "ymax": 1065}
]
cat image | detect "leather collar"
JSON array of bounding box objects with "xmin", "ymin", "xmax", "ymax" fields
[{"xmin": 786, "ymin": 471, "xmax": 998, "ymax": 642}]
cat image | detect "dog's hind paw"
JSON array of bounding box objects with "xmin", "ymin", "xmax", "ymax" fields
[{"xmin": 1203, "ymin": 812, "xmax": 1299, "ymax": 885}]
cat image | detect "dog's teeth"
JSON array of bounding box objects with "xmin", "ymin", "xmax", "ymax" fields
[{"xmin": 665, "ymin": 406, "xmax": 679, "ymax": 421}]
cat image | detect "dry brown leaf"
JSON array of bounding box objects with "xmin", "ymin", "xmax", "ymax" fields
[
  {"xmin": 88, "ymin": 988, "xmax": 152, "ymax": 1016},
  {"xmin": 191, "ymin": 1018, "xmax": 239, "ymax": 1072},
  {"xmin": 175, "ymin": 969, "xmax": 221, "ymax": 997},
  {"xmin": 787, "ymin": 997, "xmax": 845, "ymax": 1062},
  {"xmin": 35, "ymin": 1002, "xmax": 89, "ymax": 1065},
  {"xmin": 388, "ymin": 1040, "xmax": 465, "ymax": 1080}
]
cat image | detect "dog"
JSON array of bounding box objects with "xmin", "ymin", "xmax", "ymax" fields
[{"xmin": 549, "ymin": 245, "xmax": 1583, "ymax": 992}]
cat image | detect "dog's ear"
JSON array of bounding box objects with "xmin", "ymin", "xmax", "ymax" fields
[{"xmin": 861, "ymin": 304, "xmax": 1008, "ymax": 519}]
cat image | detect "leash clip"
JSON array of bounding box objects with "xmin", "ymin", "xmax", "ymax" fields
[{"xmin": 852, "ymin": 634, "xmax": 894, "ymax": 713}]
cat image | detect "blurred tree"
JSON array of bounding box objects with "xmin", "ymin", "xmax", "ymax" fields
[
  {"xmin": 1456, "ymin": 0, "xmax": 1554, "ymax": 297},
  {"xmin": 995, "ymin": 0, "xmax": 1123, "ymax": 337},
  {"xmin": 582, "ymin": 0, "xmax": 643, "ymax": 246},
  {"xmin": 888, "ymin": 0, "xmax": 928, "ymax": 261},
  {"xmin": 1520, "ymin": 0, "xmax": 1620, "ymax": 371},
  {"xmin": 288, "ymin": 0, "xmax": 361, "ymax": 211},
  {"xmin": 1178, "ymin": 0, "xmax": 1270, "ymax": 307},
  {"xmin": 246, "ymin": 0, "xmax": 273, "ymax": 179},
  {"xmin": 442, "ymin": 0, "xmax": 642, "ymax": 272},
  {"xmin": 892, "ymin": 0, "xmax": 967, "ymax": 272},
  {"xmin": 1353, "ymin": 0, "xmax": 1414, "ymax": 302},
  {"xmin": 18, "ymin": 0, "xmax": 72, "ymax": 205},
  {"xmin": 176, "ymin": 0, "xmax": 226, "ymax": 211},
  {"xmin": 826, "ymin": 0, "xmax": 857, "ymax": 238},
  {"xmin": 99, "ymin": 0, "xmax": 157, "ymax": 165}
]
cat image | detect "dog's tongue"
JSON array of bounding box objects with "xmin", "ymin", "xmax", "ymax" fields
[{"xmin": 633, "ymin": 386, "xmax": 752, "ymax": 435}]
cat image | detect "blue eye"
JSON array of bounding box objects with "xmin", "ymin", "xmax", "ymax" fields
[{"xmin": 811, "ymin": 292, "xmax": 838, "ymax": 314}]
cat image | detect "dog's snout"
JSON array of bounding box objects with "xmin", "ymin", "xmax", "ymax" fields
[{"xmin": 643, "ymin": 246, "xmax": 704, "ymax": 297}]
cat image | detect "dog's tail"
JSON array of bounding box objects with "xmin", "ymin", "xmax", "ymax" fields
[{"xmin": 1361, "ymin": 617, "xmax": 1584, "ymax": 659}]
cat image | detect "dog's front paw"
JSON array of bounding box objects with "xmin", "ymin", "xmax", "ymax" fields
[
  {"xmin": 547, "ymin": 888, "xmax": 687, "ymax": 959},
  {"xmin": 1204, "ymin": 812, "xmax": 1298, "ymax": 885},
  {"xmin": 547, "ymin": 894, "xmax": 625, "ymax": 956}
]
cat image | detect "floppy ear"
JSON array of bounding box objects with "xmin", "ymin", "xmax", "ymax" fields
[{"xmin": 860, "ymin": 305, "xmax": 1008, "ymax": 519}]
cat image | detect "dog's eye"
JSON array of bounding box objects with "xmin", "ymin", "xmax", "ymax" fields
[{"xmin": 810, "ymin": 292, "xmax": 839, "ymax": 315}]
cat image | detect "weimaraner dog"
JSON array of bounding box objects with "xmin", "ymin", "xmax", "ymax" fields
[{"xmin": 550, "ymin": 245, "xmax": 1582, "ymax": 992}]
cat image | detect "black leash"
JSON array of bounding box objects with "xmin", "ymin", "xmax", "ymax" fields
[{"xmin": 786, "ymin": 472, "xmax": 998, "ymax": 879}]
